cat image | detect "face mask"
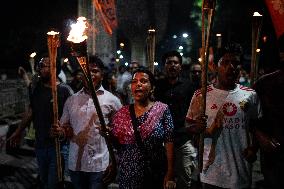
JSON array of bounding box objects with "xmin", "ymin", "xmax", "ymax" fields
[{"xmin": 239, "ymin": 76, "xmax": 246, "ymax": 83}]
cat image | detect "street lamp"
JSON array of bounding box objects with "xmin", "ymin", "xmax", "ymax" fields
[
  {"xmin": 120, "ymin": 42, "xmax": 125, "ymax": 48},
  {"xmin": 182, "ymin": 33, "xmax": 189, "ymax": 38}
]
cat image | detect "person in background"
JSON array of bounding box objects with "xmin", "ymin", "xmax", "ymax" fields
[
  {"xmin": 186, "ymin": 43, "xmax": 261, "ymax": 189},
  {"xmin": 190, "ymin": 62, "xmax": 202, "ymax": 91},
  {"xmin": 111, "ymin": 68, "xmax": 175, "ymax": 189},
  {"xmin": 51, "ymin": 55, "xmax": 122, "ymax": 189},
  {"xmin": 69, "ymin": 69, "xmax": 84, "ymax": 93},
  {"xmin": 8, "ymin": 55, "xmax": 73, "ymax": 189},
  {"xmin": 155, "ymin": 50, "xmax": 197, "ymax": 189},
  {"xmin": 122, "ymin": 61, "xmax": 140, "ymax": 105},
  {"xmin": 236, "ymin": 67, "xmax": 250, "ymax": 87},
  {"xmin": 253, "ymin": 33, "xmax": 284, "ymax": 189}
]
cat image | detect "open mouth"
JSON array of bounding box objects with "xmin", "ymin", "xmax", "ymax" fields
[{"xmin": 134, "ymin": 89, "xmax": 143, "ymax": 94}]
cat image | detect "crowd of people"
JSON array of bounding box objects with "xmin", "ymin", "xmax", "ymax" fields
[{"xmin": 6, "ymin": 32, "xmax": 284, "ymax": 189}]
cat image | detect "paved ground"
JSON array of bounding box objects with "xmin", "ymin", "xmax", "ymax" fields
[
  {"xmin": 0, "ymin": 144, "xmax": 264, "ymax": 189},
  {"xmin": 0, "ymin": 145, "xmax": 38, "ymax": 189},
  {"xmin": 0, "ymin": 144, "xmax": 119, "ymax": 189}
]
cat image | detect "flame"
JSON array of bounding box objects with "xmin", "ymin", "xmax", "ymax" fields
[
  {"xmin": 67, "ymin": 17, "xmax": 88, "ymax": 43},
  {"xmin": 47, "ymin": 31, "xmax": 60, "ymax": 36},
  {"xmin": 30, "ymin": 52, "xmax": 37, "ymax": 58},
  {"xmin": 253, "ymin": 12, "xmax": 262, "ymax": 17}
]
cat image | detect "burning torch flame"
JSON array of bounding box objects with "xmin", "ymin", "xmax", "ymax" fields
[
  {"xmin": 253, "ymin": 12, "xmax": 262, "ymax": 17},
  {"xmin": 67, "ymin": 17, "xmax": 88, "ymax": 43},
  {"xmin": 47, "ymin": 31, "xmax": 60, "ymax": 36}
]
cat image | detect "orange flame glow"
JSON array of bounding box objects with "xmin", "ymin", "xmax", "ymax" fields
[
  {"xmin": 47, "ymin": 31, "xmax": 60, "ymax": 36},
  {"xmin": 67, "ymin": 17, "xmax": 88, "ymax": 43}
]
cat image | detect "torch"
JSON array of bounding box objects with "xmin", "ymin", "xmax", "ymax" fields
[
  {"xmin": 47, "ymin": 31, "xmax": 63, "ymax": 182},
  {"xmin": 250, "ymin": 12, "xmax": 263, "ymax": 86},
  {"xmin": 199, "ymin": 0, "xmax": 216, "ymax": 173},
  {"xmin": 146, "ymin": 28, "xmax": 156, "ymax": 73},
  {"xmin": 67, "ymin": 17, "xmax": 117, "ymax": 173},
  {"xmin": 29, "ymin": 52, "xmax": 37, "ymax": 75}
]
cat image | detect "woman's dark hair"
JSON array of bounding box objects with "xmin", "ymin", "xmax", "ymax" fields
[{"xmin": 132, "ymin": 68, "xmax": 156, "ymax": 88}]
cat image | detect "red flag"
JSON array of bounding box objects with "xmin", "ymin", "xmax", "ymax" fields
[
  {"xmin": 93, "ymin": 0, "xmax": 117, "ymax": 35},
  {"xmin": 265, "ymin": 0, "xmax": 284, "ymax": 38}
]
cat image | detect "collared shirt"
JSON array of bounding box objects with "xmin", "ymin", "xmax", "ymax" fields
[{"xmin": 60, "ymin": 86, "xmax": 122, "ymax": 172}]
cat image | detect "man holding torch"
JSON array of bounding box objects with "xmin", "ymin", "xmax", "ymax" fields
[
  {"xmin": 51, "ymin": 55, "xmax": 122, "ymax": 189},
  {"xmin": 185, "ymin": 44, "xmax": 261, "ymax": 189},
  {"xmin": 8, "ymin": 54, "xmax": 73, "ymax": 189}
]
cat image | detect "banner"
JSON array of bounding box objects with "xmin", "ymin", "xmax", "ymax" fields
[
  {"xmin": 265, "ymin": 0, "xmax": 284, "ymax": 38},
  {"xmin": 93, "ymin": 0, "xmax": 117, "ymax": 35}
]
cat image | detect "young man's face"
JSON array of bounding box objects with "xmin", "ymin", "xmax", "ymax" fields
[
  {"xmin": 165, "ymin": 56, "xmax": 181, "ymax": 79},
  {"xmin": 216, "ymin": 53, "xmax": 241, "ymax": 86},
  {"xmin": 83, "ymin": 64, "xmax": 103, "ymax": 89}
]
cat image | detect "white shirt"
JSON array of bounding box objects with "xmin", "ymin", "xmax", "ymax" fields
[
  {"xmin": 60, "ymin": 86, "xmax": 122, "ymax": 172},
  {"xmin": 186, "ymin": 84, "xmax": 262, "ymax": 188}
]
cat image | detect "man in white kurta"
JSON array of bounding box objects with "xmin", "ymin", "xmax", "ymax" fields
[
  {"xmin": 57, "ymin": 55, "xmax": 122, "ymax": 189},
  {"xmin": 60, "ymin": 86, "xmax": 122, "ymax": 172}
]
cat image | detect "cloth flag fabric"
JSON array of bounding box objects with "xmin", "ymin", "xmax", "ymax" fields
[
  {"xmin": 93, "ymin": 0, "xmax": 117, "ymax": 35},
  {"xmin": 265, "ymin": 0, "xmax": 284, "ymax": 38}
]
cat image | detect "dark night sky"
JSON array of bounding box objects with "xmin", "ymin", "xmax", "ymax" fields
[
  {"xmin": 1, "ymin": 0, "xmax": 78, "ymax": 71},
  {"xmin": 164, "ymin": 0, "xmax": 279, "ymax": 71},
  {"xmin": 1, "ymin": 0, "xmax": 280, "ymax": 75}
]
